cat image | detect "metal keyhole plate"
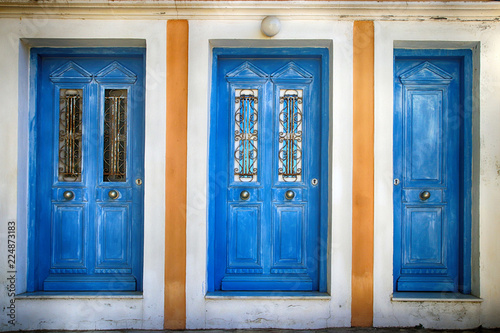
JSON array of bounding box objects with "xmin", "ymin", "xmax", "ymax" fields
[{"xmin": 311, "ymin": 178, "xmax": 318, "ymax": 186}]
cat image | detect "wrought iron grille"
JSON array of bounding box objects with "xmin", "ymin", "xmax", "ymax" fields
[
  {"xmin": 278, "ymin": 89, "xmax": 303, "ymax": 182},
  {"xmin": 58, "ymin": 89, "xmax": 83, "ymax": 182},
  {"xmin": 103, "ymin": 89, "xmax": 127, "ymax": 182},
  {"xmin": 234, "ymin": 89, "xmax": 258, "ymax": 182}
]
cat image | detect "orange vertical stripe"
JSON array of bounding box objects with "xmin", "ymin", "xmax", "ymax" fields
[
  {"xmin": 164, "ymin": 19, "xmax": 188, "ymax": 330},
  {"xmin": 351, "ymin": 20, "xmax": 374, "ymax": 327}
]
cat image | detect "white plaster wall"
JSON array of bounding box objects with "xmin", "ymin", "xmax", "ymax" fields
[
  {"xmin": 1, "ymin": 8, "xmax": 499, "ymax": 332},
  {"xmin": 0, "ymin": 19, "xmax": 166, "ymax": 331},
  {"xmin": 185, "ymin": 19, "xmax": 353, "ymax": 329},
  {"xmin": 373, "ymin": 20, "xmax": 500, "ymax": 329}
]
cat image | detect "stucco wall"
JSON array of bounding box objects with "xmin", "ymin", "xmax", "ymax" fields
[
  {"xmin": 185, "ymin": 19, "xmax": 354, "ymax": 329},
  {"xmin": 0, "ymin": 4, "xmax": 499, "ymax": 331},
  {"xmin": 373, "ymin": 21, "xmax": 500, "ymax": 329},
  {"xmin": 0, "ymin": 19, "xmax": 166, "ymax": 330},
  {"xmin": 184, "ymin": 17, "xmax": 500, "ymax": 330}
]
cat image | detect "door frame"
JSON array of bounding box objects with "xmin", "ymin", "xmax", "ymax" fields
[
  {"xmin": 207, "ymin": 47, "xmax": 330, "ymax": 293},
  {"xmin": 27, "ymin": 47, "xmax": 146, "ymax": 292},
  {"xmin": 393, "ymin": 48, "xmax": 473, "ymax": 294}
]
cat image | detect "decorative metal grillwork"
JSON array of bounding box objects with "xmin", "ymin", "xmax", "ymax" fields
[
  {"xmin": 58, "ymin": 89, "xmax": 83, "ymax": 182},
  {"xmin": 103, "ymin": 89, "xmax": 127, "ymax": 182},
  {"xmin": 234, "ymin": 89, "xmax": 258, "ymax": 182},
  {"xmin": 278, "ymin": 89, "xmax": 303, "ymax": 182}
]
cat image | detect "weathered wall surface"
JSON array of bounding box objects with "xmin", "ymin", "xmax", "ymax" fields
[
  {"xmin": 0, "ymin": 18, "xmax": 167, "ymax": 331},
  {"xmin": 373, "ymin": 20, "xmax": 500, "ymax": 329},
  {"xmin": 0, "ymin": 2, "xmax": 499, "ymax": 330},
  {"xmin": 185, "ymin": 18, "xmax": 353, "ymax": 329}
]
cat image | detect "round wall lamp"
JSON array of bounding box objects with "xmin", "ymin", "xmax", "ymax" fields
[{"xmin": 261, "ymin": 16, "xmax": 281, "ymax": 37}]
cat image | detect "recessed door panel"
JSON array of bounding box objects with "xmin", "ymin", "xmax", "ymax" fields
[
  {"xmin": 407, "ymin": 90, "xmax": 444, "ymax": 183},
  {"xmin": 227, "ymin": 204, "xmax": 263, "ymax": 273},
  {"xmin": 272, "ymin": 204, "xmax": 307, "ymax": 274},
  {"xmin": 51, "ymin": 204, "xmax": 86, "ymax": 270},
  {"xmin": 403, "ymin": 206, "xmax": 444, "ymax": 266},
  {"xmin": 96, "ymin": 204, "xmax": 131, "ymax": 271}
]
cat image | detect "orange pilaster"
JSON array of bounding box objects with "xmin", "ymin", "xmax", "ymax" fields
[
  {"xmin": 351, "ymin": 20, "xmax": 374, "ymax": 327},
  {"xmin": 164, "ymin": 19, "xmax": 189, "ymax": 330}
]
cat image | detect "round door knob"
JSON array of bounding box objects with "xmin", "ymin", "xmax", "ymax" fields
[
  {"xmin": 419, "ymin": 191, "xmax": 431, "ymax": 201},
  {"xmin": 63, "ymin": 190, "xmax": 74, "ymax": 200},
  {"xmin": 240, "ymin": 190, "xmax": 250, "ymax": 200},
  {"xmin": 285, "ymin": 190, "xmax": 295, "ymax": 200},
  {"xmin": 108, "ymin": 190, "xmax": 119, "ymax": 200}
]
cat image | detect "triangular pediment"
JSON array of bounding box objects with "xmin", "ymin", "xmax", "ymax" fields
[
  {"xmin": 400, "ymin": 61, "xmax": 452, "ymax": 84},
  {"xmin": 95, "ymin": 61, "xmax": 137, "ymax": 83},
  {"xmin": 225, "ymin": 61, "xmax": 268, "ymax": 80},
  {"xmin": 271, "ymin": 62, "xmax": 313, "ymax": 83},
  {"xmin": 50, "ymin": 61, "xmax": 92, "ymax": 83}
]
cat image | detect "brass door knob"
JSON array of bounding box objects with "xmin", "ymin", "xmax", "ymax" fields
[
  {"xmin": 419, "ymin": 191, "xmax": 431, "ymax": 201},
  {"xmin": 108, "ymin": 190, "xmax": 119, "ymax": 200},
  {"xmin": 240, "ymin": 190, "xmax": 250, "ymax": 201},
  {"xmin": 63, "ymin": 191, "xmax": 74, "ymax": 200},
  {"xmin": 285, "ymin": 190, "xmax": 295, "ymax": 200}
]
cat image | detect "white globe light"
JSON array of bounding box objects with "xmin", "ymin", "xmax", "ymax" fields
[{"xmin": 261, "ymin": 16, "xmax": 281, "ymax": 37}]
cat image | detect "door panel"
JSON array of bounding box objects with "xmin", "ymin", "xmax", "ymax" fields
[
  {"xmin": 212, "ymin": 49, "xmax": 328, "ymax": 292},
  {"xmin": 407, "ymin": 90, "xmax": 444, "ymax": 182},
  {"xmin": 31, "ymin": 49, "xmax": 144, "ymax": 292},
  {"xmin": 403, "ymin": 207, "xmax": 444, "ymax": 265},
  {"xmin": 227, "ymin": 204, "xmax": 263, "ymax": 273},
  {"xmin": 394, "ymin": 55, "xmax": 462, "ymax": 292},
  {"xmin": 51, "ymin": 204, "xmax": 86, "ymax": 269},
  {"xmin": 96, "ymin": 204, "xmax": 131, "ymax": 270},
  {"xmin": 272, "ymin": 204, "xmax": 306, "ymax": 273}
]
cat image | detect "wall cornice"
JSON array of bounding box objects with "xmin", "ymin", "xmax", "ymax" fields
[{"xmin": 0, "ymin": 1, "xmax": 499, "ymax": 21}]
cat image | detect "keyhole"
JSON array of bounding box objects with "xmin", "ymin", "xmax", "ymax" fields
[{"xmin": 311, "ymin": 178, "xmax": 318, "ymax": 186}]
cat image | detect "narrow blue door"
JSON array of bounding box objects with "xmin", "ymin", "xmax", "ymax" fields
[
  {"xmin": 210, "ymin": 48, "xmax": 329, "ymax": 292},
  {"xmin": 30, "ymin": 49, "xmax": 145, "ymax": 291},
  {"xmin": 393, "ymin": 50, "xmax": 471, "ymax": 293}
]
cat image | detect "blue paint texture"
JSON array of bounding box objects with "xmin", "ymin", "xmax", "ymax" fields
[
  {"xmin": 208, "ymin": 48, "xmax": 329, "ymax": 292},
  {"xmin": 394, "ymin": 49, "xmax": 472, "ymax": 294},
  {"xmin": 29, "ymin": 48, "xmax": 145, "ymax": 292}
]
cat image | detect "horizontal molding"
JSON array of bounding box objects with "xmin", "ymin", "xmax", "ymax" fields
[
  {"xmin": 392, "ymin": 292, "xmax": 483, "ymax": 302},
  {"xmin": 16, "ymin": 291, "xmax": 143, "ymax": 299},
  {"xmin": 0, "ymin": 1, "xmax": 499, "ymax": 21}
]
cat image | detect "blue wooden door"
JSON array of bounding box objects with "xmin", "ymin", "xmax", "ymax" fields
[
  {"xmin": 393, "ymin": 51, "xmax": 469, "ymax": 292},
  {"xmin": 210, "ymin": 49, "xmax": 328, "ymax": 292},
  {"xmin": 31, "ymin": 49, "xmax": 144, "ymax": 291}
]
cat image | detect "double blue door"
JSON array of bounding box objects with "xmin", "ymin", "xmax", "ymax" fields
[
  {"xmin": 393, "ymin": 50, "xmax": 472, "ymax": 293},
  {"xmin": 210, "ymin": 49, "xmax": 329, "ymax": 292},
  {"xmin": 30, "ymin": 49, "xmax": 145, "ymax": 291}
]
